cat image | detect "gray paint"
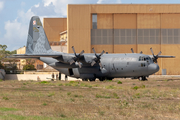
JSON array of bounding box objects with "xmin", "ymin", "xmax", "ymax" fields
[
  {"xmin": 26, "ymin": 16, "xmax": 55, "ymax": 54},
  {"xmin": 13, "ymin": 16, "xmax": 175, "ymax": 80}
]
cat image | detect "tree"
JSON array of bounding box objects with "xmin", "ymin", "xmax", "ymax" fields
[
  {"xmin": 0, "ymin": 44, "xmax": 7, "ymax": 51},
  {"xmin": 23, "ymin": 64, "xmax": 36, "ymax": 70},
  {"xmin": 23, "ymin": 59, "xmax": 36, "ymax": 70},
  {"xmin": 0, "ymin": 61, "xmax": 4, "ymax": 69},
  {"xmin": 0, "ymin": 44, "xmax": 17, "ymax": 70}
]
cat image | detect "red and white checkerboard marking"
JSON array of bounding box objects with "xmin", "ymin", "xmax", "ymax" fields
[{"xmin": 33, "ymin": 20, "xmax": 36, "ymax": 25}]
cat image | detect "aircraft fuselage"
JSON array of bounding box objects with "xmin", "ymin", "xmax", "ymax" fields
[{"xmin": 40, "ymin": 53, "xmax": 159, "ymax": 80}]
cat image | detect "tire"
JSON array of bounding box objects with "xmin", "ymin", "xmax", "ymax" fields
[
  {"xmin": 139, "ymin": 76, "xmax": 147, "ymax": 81},
  {"xmin": 139, "ymin": 77, "xmax": 142, "ymax": 81},
  {"xmin": 82, "ymin": 79, "xmax": 88, "ymax": 81},
  {"xmin": 99, "ymin": 77, "xmax": 105, "ymax": 81}
]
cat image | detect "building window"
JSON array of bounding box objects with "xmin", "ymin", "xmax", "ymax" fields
[{"xmin": 92, "ymin": 14, "xmax": 97, "ymax": 29}]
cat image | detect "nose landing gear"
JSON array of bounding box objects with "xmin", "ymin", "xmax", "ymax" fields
[{"xmin": 138, "ymin": 76, "xmax": 147, "ymax": 81}]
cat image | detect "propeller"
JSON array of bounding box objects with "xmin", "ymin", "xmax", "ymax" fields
[
  {"xmin": 150, "ymin": 48, "xmax": 162, "ymax": 63},
  {"xmin": 131, "ymin": 48, "xmax": 134, "ymax": 53},
  {"xmin": 70, "ymin": 46, "xmax": 84, "ymax": 68},
  {"xmin": 91, "ymin": 48, "xmax": 105, "ymax": 69},
  {"xmin": 131, "ymin": 48, "xmax": 143, "ymax": 54}
]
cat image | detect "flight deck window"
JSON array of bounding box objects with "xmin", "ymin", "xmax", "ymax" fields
[
  {"xmin": 139, "ymin": 56, "xmax": 145, "ymax": 61},
  {"xmin": 92, "ymin": 14, "xmax": 97, "ymax": 29}
]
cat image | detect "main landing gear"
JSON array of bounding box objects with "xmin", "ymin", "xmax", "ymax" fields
[
  {"xmin": 82, "ymin": 78, "xmax": 95, "ymax": 81},
  {"xmin": 82, "ymin": 77, "xmax": 113, "ymax": 82},
  {"xmin": 138, "ymin": 76, "xmax": 147, "ymax": 81}
]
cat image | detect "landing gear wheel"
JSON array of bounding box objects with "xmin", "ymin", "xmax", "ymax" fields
[
  {"xmin": 82, "ymin": 79, "xmax": 88, "ymax": 81},
  {"xmin": 99, "ymin": 77, "xmax": 105, "ymax": 81},
  {"xmin": 139, "ymin": 76, "xmax": 147, "ymax": 81},
  {"xmin": 143, "ymin": 76, "xmax": 148, "ymax": 81},
  {"xmin": 139, "ymin": 77, "xmax": 142, "ymax": 81}
]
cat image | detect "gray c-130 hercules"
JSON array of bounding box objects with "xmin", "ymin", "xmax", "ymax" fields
[{"xmin": 11, "ymin": 16, "xmax": 175, "ymax": 81}]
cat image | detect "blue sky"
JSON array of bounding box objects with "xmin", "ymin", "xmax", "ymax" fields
[{"xmin": 0, "ymin": 0, "xmax": 180, "ymax": 51}]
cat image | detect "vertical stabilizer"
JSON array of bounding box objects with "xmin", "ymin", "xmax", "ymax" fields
[{"xmin": 26, "ymin": 16, "xmax": 53, "ymax": 54}]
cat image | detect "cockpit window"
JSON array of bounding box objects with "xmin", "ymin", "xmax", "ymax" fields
[
  {"xmin": 139, "ymin": 56, "xmax": 145, "ymax": 61},
  {"xmin": 139, "ymin": 56, "xmax": 152, "ymax": 62}
]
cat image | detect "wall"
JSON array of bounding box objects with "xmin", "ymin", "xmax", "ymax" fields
[
  {"xmin": 44, "ymin": 18, "xmax": 67, "ymax": 42},
  {"xmin": 67, "ymin": 4, "xmax": 180, "ymax": 75},
  {"xmin": 68, "ymin": 5, "xmax": 91, "ymax": 53}
]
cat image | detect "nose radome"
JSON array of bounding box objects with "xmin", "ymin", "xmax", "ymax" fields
[{"xmin": 148, "ymin": 64, "xmax": 159, "ymax": 73}]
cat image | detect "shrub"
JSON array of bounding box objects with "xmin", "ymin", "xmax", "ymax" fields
[
  {"xmin": 96, "ymin": 94, "xmax": 111, "ymax": 99},
  {"xmin": 39, "ymin": 81, "xmax": 50, "ymax": 84},
  {"xmin": 67, "ymin": 92, "xmax": 71, "ymax": 96},
  {"xmin": 133, "ymin": 86, "xmax": 139, "ymax": 90},
  {"xmin": 117, "ymin": 81, "xmax": 122, "ymax": 84},
  {"xmin": 60, "ymin": 114, "xmax": 66, "ymax": 118},
  {"xmin": 132, "ymin": 85, "xmax": 145, "ymax": 90},
  {"xmin": 113, "ymin": 92, "xmax": 119, "ymax": 99},
  {"xmin": 42, "ymin": 103, "xmax": 47, "ymax": 106},
  {"xmin": 70, "ymin": 98, "xmax": 75, "ymax": 102},
  {"xmin": 23, "ymin": 64, "xmax": 36, "ymax": 70},
  {"xmin": 3, "ymin": 97, "xmax": 9, "ymax": 100},
  {"xmin": 47, "ymin": 93, "xmax": 55, "ymax": 97}
]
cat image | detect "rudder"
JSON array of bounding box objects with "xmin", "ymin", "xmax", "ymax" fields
[{"xmin": 26, "ymin": 16, "xmax": 53, "ymax": 54}]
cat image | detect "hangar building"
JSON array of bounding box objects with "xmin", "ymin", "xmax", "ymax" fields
[{"xmin": 43, "ymin": 4, "xmax": 180, "ymax": 75}]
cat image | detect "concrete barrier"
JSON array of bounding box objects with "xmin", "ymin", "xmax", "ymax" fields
[
  {"xmin": 5, "ymin": 74, "xmax": 82, "ymax": 81},
  {"xmin": 0, "ymin": 69, "xmax": 5, "ymax": 80}
]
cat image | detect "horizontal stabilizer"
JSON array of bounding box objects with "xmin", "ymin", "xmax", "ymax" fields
[
  {"xmin": 12, "ymin": 54, "xmax": 62, "ymax": 58},
  {"xmin": 7, "ymin": 56, "xmax": 40, "ymax": 59}
]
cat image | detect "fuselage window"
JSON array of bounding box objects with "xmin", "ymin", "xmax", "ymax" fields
[{"xmin": 141, "ymin": 63, "xmax": 146, "ymax": 67}]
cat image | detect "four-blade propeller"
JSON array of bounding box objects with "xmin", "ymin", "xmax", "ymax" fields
[
  {"xmin": 91, "ymin": 48, "xmax": 105, "ymax": 69},
  {"xmin": 131, "ymin": 48, "xmax": 134, "ymax": 53},
  {"xmin": 70, "ymin": 46, "xmax": 84, "ymax": 68},
  {"xmin": 70, "ymin": 46, "xmax": 161, "ymax": 68},
  {"xmin": 150, "ymin": 48, "xmax": 162, "ymax": 63},
  {"xmin": 131, "ymin": 48, "xmax": 143, "ymax": 54}
]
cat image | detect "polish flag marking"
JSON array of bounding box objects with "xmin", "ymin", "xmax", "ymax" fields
[{"xmin": 33, "ymin": 20, "xmax": 36, "ymax": 25}]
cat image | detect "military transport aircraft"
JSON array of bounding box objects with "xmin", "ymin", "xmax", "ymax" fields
[{"xmin": 10, "ymin": 16, "xmax": 175, "ymax": 81}]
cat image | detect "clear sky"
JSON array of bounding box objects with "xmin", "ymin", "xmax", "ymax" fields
[{"xmin": 0, "ymin": 0, "xmax": 180, "ymax": 51}]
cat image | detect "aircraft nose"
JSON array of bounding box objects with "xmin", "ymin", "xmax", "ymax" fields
[{"xmin": 148, "ymin": 64, "xmax": 159, "ymax": 73}]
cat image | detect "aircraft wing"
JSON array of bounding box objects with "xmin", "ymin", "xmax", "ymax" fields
[
  {"xmin": 8, "ymin": 53, "xmax": 100, "ymax": 68},
  {"xmin": 157, "ymin": 55, "xmax": 175, "ymax": 58}
]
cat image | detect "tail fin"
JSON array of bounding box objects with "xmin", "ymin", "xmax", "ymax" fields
[{"xmin": 26, "ymin": 16, "xmax": 53, "ymax": 54}]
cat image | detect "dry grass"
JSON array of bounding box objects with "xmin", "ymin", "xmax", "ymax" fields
[{"xmin": 0, "ymin": 77, "xmax": 180, "ymax": 119}]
